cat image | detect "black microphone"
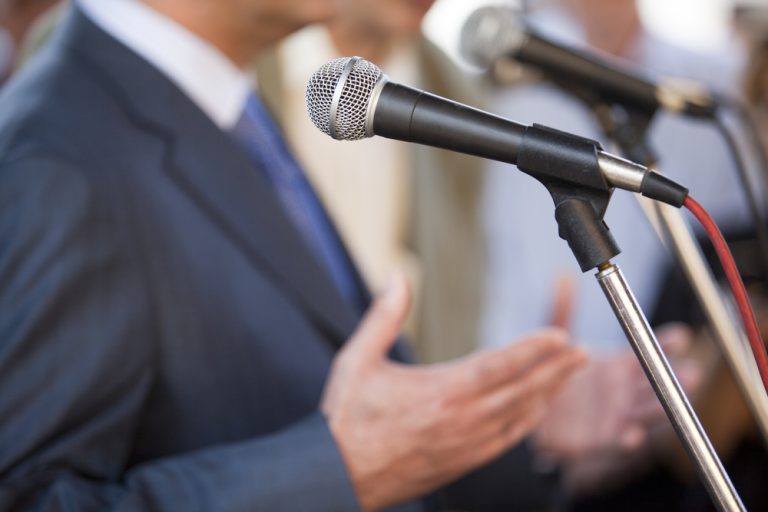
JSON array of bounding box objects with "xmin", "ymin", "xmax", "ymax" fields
[
  {"xmin": 305, "ymin": 56, "xmax": 687, "ymax": 207},
  {"xmin": 460, "ymin": 5, "xmax": 717, "ymax": 119}
]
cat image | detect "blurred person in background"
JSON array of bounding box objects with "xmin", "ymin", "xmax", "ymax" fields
[
  {"xmin": 256, "ymin": 0, "xmax": 434, "ymax": 343},
  {"xmin": 265, "ymin": 1, "xmax": 716, "ymax": 509},
  {"xmin": 258, "ymin": 4, "xmax": 597, "ymax": 510},
  {"xmin": 481, "ymin": 0, "xmax": 747, "ymax": 355},
  {"xmin": 480, "ymin": 0, "xmax": 768, "ymax": 509},
  {"xmin": 257, "ymin": 0, "xmax": 489, "ymax": 365},
  {"xmin": 273, "ymin": 0, "xmax": 702, "ymax": 492}
]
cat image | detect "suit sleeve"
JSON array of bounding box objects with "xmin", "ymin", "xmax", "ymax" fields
[{"xmin": 0, "ymin": 155, "xmax": 361, "ymax": 512}]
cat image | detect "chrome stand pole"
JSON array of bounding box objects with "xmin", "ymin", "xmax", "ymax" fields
[{"xmin": 597, "ymin": 262, "xmax": 746, "ymax": 512}]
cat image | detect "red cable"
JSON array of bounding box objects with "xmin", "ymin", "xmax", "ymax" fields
[{"xmin": 684, "ymin": 195, "xmax": 768, "ymax": 396}]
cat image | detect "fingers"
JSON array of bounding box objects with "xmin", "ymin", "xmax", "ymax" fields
[
  {"xmin": 674, "ymin": 359, "xmax": 704, "ymax": 394},
  {"xmin": 627, "ymin": 360, "xmax": 703, "ymax": 425},
  {"xmin": 473, "ymin": 347, "xmax": 587, "ymax": 423},
  {"xmin": 465, "ymin": 401, "xmax": 550, "ymax": 472},
  {"xmin": 549, "ymin": 273, "xmax": 576, "ymax": 331},
  {"xmin": 341, "ymin": 272, "xmax": 411, "ymax": 366},
  {"xmin": 442, "ymin": 346, "xmax": 585, "ymax": 467},
  {"xmin": 449, "ymin": 329, "xmax": 572, "ymax": 396}
]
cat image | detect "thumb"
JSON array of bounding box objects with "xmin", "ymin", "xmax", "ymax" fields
[
  {"xmin": 341, "ymin": 272, "xmax": 411, "ymax": 366},
  {"xmin": 549, "ymin": 273, "xmax": 575, "ymax": 331}
]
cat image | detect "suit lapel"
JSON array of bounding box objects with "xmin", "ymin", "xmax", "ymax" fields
[
  {"xmin": 61, "ymin": 7, "xmax": 361, "ymax": 346},
  {"xmin": 165, "ymin": 108, "xmax": 362, "ymax": 346}
]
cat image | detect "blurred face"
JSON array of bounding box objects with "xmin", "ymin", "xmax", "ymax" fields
[
  {"xmin": 339, "ymin": 0, "xmax": 436, "ymax": 38},
  {"xmin": 562, "ymin": 0, "xmax": 637, "ymax": 34},
  {"xmin": 561, "ymin": 0, "xmax": 639, "ymax": 55},
  {"xmin": 229, "ymin": 0, "xmax": 339, "ymax": 39},
  {"xmin": 145, "ymin": 0, "xmax": 341, "ymax": 64}
]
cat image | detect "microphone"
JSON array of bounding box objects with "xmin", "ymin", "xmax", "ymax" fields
[
  {"xmin": 305, "ymin": 56, "xmax": 687, "ymax": 207},
  {"xmin": 460, "ymin": 5, "xmax": 716, "ymax": 119}
]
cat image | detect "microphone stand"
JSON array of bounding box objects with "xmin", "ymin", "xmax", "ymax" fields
[
  {"xmin": 596, "ymin": 263, "xmax": 744, "ymax": 512},
  {"xmin": 527, "ymin": 126, "xmax": 746, "ymax": 511},
  {"xmin": 590, "ymin": 100, "xmax": 768, "ymax": 447}
]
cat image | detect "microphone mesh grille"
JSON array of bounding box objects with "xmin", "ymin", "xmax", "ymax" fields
[{"xmin": 306, "ymin": 57, "xmax": 384, "ymax": 141}]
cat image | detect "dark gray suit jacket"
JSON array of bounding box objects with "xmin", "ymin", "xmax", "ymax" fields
[{"xmin": 0, "ymin": 7, "xmax": 559, "ymax": 511}]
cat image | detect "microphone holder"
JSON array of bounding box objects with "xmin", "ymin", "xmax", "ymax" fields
[{"xmin": 523, "ymin": 126, "xmax": 746, "ymax": 512}]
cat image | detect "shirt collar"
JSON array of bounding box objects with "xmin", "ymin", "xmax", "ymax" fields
[{"xmin": 76, "ymin": 0, "xmax": 252, "ymax": 130}]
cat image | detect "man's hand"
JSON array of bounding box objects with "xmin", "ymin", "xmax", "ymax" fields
[{"xmin": 321, "ymin": 273, "xmax": 586, "ymax": 511}]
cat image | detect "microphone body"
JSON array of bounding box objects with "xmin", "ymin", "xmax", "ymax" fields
[
  {"xmin": 373, "ymin": 81, "xmax": 525, "ymax": 166},
  {"xmin": 461, "ymin": 6, "xmax": 716, "ymax": 118},
  {"xmin": 375, "ymin": 81, "xmax": 626, "ymax": 192}
]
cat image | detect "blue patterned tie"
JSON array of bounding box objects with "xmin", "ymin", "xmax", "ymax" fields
[{"xmin": 231, "ymin": 94, "xmax": 365, "ymax": 310}]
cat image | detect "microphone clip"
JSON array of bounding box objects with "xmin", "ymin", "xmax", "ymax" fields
[{"xmin": 518, "ymin": 124, "xmax": 621, "ymax": 271}]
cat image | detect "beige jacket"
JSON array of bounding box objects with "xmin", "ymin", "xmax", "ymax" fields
[{"xmin": 257, "ymin": 36, "xmax": 489, "ymax": 363}]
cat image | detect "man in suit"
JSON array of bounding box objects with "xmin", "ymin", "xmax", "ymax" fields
[{"xmin": 0, "ymin": 0, "xmax": 585, "ymax": 510}]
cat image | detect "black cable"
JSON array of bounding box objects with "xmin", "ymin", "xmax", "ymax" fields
[
  {"xmin": 712, "ymin": 113, "xmax": 768, "ymax": 283},
  {"xmin": 718, "ymin": 95, "xmax": 768, "ymax": 201},
  {"xmin": 736, "ymin": 101, "xmax": 768, "ymax": 201}
]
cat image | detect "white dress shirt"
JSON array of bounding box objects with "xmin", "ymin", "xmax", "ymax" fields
[{"xmin": 76, "ymin": 0, "xmax": 252, "ymax": 131}]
